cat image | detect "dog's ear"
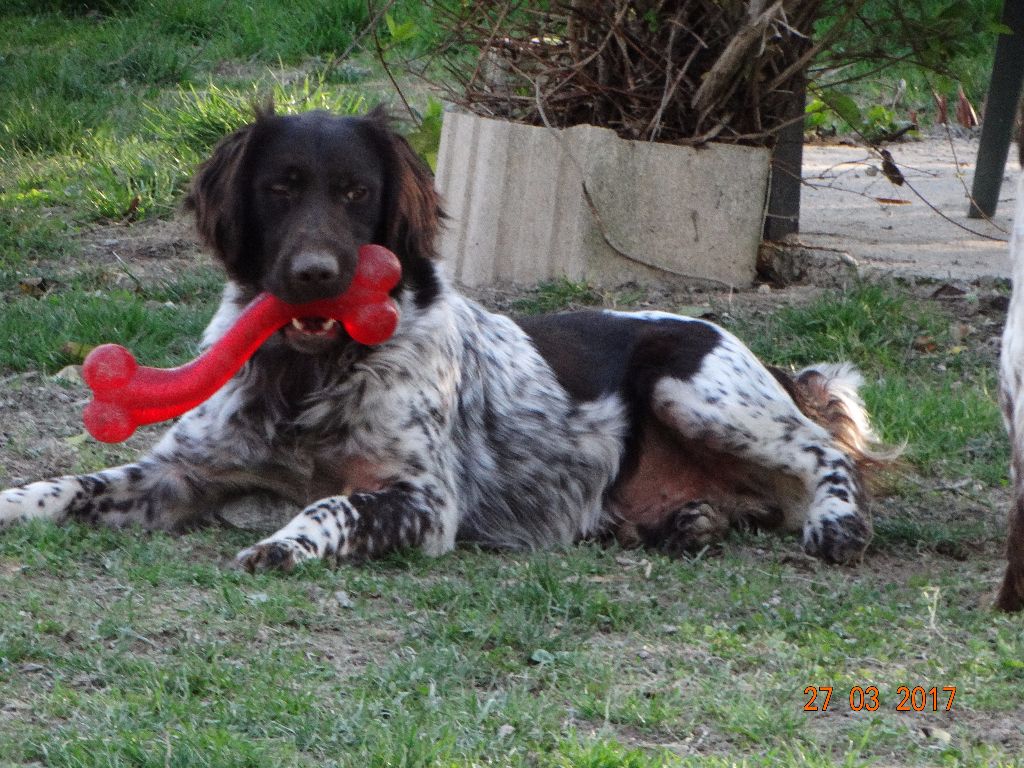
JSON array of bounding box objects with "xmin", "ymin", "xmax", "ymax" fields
[
  {"xmin": 184, "ymin": 114, "xmax": 265, "ymax": 283},
  {"xmin": 367, "ymin": 108, "xmax": 444, "ymax": 263}
]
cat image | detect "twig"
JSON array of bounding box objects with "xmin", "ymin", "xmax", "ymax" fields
[
  {"xmin": 368, "ymin": 0, "xmax": 417, "ymax": 124},
  {"xmin": 428, "ymin": 0, "xmax": 822, "ymax": 146},
  {"xmin": 321, "ymin": 0, "xmax": 397, "ymax": 81}
]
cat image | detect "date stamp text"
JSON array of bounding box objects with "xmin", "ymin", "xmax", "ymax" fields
[{"xmin": 803, "ymin": 686, "xmax": 957, "ymax": 712}]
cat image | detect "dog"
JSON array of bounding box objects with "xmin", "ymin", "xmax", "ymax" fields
[
  {"xmin": 0, "ymin": 106, "xmax": 891, "ymax": 572},
  {"xmin": 997, "ymin": 151, "xmax": 1024, "ymax": 612}
]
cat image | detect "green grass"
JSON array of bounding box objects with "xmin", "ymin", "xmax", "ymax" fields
[
  {"xmin": 729, "ymin": 283, "xmax": 1009, "ymax": 486},
  {"xmin": 512, "ymin": 277, "xmax": 606, "ymax": 315},
  {"xmin": 0, "ymin": 525, "xmax": 1021, "ymax": 766},
  {"xmin": 0, "ymin": 269, "xmax": 222, "ymax": 372},
  {"xmin": 0, "ymin": 0, "xmax": 442, "ymax": 271}
]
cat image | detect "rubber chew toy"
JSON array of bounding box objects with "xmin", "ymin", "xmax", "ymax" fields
[{"xmin": 82, "ymin": 244, "xmax": 401, "ymax": 443}]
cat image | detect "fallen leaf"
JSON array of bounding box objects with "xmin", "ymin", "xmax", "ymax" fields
[
  {"xmin": 61, "ymin": 341, "xmax": 96, "ymax": 362},
  {"xmin": 956, "ymin": 86, "xmax": 978, "ymax": 129},
  {"xmin": 913, "ymin": 335, "xmax": 938, "ymax": 352},
  {"xmin": 920, "ymin": 726, "xmax": 952, "ymax": 745},
  {"xmin": 950, "ymin": 322, "xmax": 973, "ymax": 344},
  {"xmin": 123, "ymin": 195, "xmax": 141, "ymax": 220}
]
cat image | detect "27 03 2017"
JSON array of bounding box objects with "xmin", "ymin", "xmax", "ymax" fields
[{"xmin": 803, "ymin": 685, "xmax": 957, "ymax": 712}]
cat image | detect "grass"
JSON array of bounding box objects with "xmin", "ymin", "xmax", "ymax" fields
[
  {"xmin": 731, "ymin": 283, "xmax": 1009, "ymax": 486},
  {"xmin": 1, "ymin": 4, "xmax": 1021, "ymax": 766},
  {"xmin": 0, "ymin": 273, "xmax": 222, "ymax": 372},
  {"xmin": 1, "ymin": 524, "xmax": 1021, "ymax": 766},
  {"xmin": 512, "ymin": 277, "xmax": 607, "ymax": 315},
  {"xmin": 6, "ymin": 277, "xmax": 1017, "ymax": 766},
  {"xmin": 0, "ymin": 0, "xmax": 442, "ymax": 273}
]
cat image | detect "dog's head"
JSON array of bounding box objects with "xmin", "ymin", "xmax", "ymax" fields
[{"xmin": 185, "ymin": 105, "xmax": 442, "ymax": 352}]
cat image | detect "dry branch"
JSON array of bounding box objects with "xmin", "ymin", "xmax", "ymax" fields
[{"xmin": 420, "ymin": 0, "xmax": 826, "ymax": 146}]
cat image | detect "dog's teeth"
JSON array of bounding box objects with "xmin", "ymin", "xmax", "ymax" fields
[
  {"xmin": 323, "ymin": 319, "xmax": 336, "ymax": 330},
  {"xmin": 291, "ymin": 318, "xmax": 304, "ymax": 331}
]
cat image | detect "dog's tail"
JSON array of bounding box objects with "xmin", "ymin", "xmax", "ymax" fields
[{"xmin": 775, "ymin": 362, "xmax": 902, "ymax": 473}]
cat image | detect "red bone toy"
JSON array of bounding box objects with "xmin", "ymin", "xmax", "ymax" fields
[{"xmin": 82, "ymin": 244, "xmax": 401, "ymax": 443}]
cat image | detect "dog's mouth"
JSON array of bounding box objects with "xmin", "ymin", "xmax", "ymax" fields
[
  {"xmin": 288, "ymin": 317, "xmax": 339, "ymax": 337},
  {"xmin": 281, "ymin": 316, "xmax": 343, "ymax": 350}
]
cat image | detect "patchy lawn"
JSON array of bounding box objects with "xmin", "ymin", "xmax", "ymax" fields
[{"xmin": 2, "ymin": 214, "xmax": 1021, "ymax": 766}]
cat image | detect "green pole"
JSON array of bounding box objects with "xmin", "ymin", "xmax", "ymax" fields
[{"xmin": 969, "ymin": 0, "xmax": 1024, "ymax": 219}]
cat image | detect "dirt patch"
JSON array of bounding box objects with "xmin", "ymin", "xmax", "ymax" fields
[
  {"xmin": 0, "ymin": 371, "xmax": 160, "ymax": 487},
  {"xmin": 76, "ymin": 216, "xmax": 208, "ymax": 281}
]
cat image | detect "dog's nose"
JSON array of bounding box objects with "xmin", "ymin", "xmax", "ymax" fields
[{"xmin": 288, "ymin": 251, "xmax": 344, "ymax": 301}]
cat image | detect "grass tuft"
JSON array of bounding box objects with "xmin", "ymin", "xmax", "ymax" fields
[
  {"xmin": 148, "ymin": 79, "xmax": 369, "ymax": 156},
  {"xmin": 729, "ymin": 282, "xmax": 1007, "ymax": 483},
  {"xmin": 0, "ymin": 274, "xmax": 221, "ymax": 373},
  {"xmin": 512, "ymin": 277, "xmax": 605, "ymax": 315}
]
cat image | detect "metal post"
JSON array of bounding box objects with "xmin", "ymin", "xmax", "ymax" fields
[
  {"xmin": 969, "ymin": 0, "xmax": 1024, "ymax": 219},
  {"xmin": 764, "ymin": 80, "xmax": 806, "ymax": 240}
]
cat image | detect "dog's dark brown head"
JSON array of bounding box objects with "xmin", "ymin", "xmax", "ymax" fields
[{"xmin": 185, "ymin": 105, "xmax": 442, "ymax": 352}]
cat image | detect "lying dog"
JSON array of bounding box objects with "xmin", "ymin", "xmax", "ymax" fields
[
  {"xmin": 997, "ymin": 157, "xmax": 1024, "ymax": 612},
  {"xmin": 0, "ymin": 107, "xmax": 890, "ymax": 572}
]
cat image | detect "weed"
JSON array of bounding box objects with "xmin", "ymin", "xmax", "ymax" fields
[{"xmin": 512, "ymin": 277, "xmax": 605, "ymax": 315}]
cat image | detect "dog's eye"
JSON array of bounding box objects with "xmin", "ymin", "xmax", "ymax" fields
[{"xmin": 344, "ymin": 186, "xmax": 368, "ymax": 203}]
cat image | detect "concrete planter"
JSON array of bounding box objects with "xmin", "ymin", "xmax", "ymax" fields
[{"xmin": 434, "ymin": 110, "xmax": 771, "ymax": 288}]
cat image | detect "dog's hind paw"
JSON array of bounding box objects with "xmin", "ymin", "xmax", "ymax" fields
[
  {"xmin": 636, "ymin": 502, "xmax": 729, "ymax": 556},
  {"xmin": 802, "ymin": 513, "xmax": 871, "ymax": 565}
]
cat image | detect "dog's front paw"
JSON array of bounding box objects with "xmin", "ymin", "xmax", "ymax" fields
[
  {"xmin": 803, "ymin": 514, "xmax": 871, "ymax": 565},
  {"xmin": 235, "ymin": 539, "xmax": 313, "ymax": 573}
]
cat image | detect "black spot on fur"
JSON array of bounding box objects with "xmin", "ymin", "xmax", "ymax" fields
[
  {"xmin": 517, "ymin": 312, "xmax": 721, "ymax": 403},
  {"xmin": 817, "ymin": 472, "xmax": 845, "ymax": 488},
  {"xmin": 347, "ymin": 482, "xmax": 437, "ymax": 555}
]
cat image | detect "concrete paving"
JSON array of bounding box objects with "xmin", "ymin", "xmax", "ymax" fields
[{"xmin": 798, "ymin": 134, "xmax": 1019, "ymax": 282}]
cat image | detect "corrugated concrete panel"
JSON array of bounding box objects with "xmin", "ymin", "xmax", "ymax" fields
[{"xmin": 435, "ymin": 111, "xmax": 771, "ymax": 288}]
